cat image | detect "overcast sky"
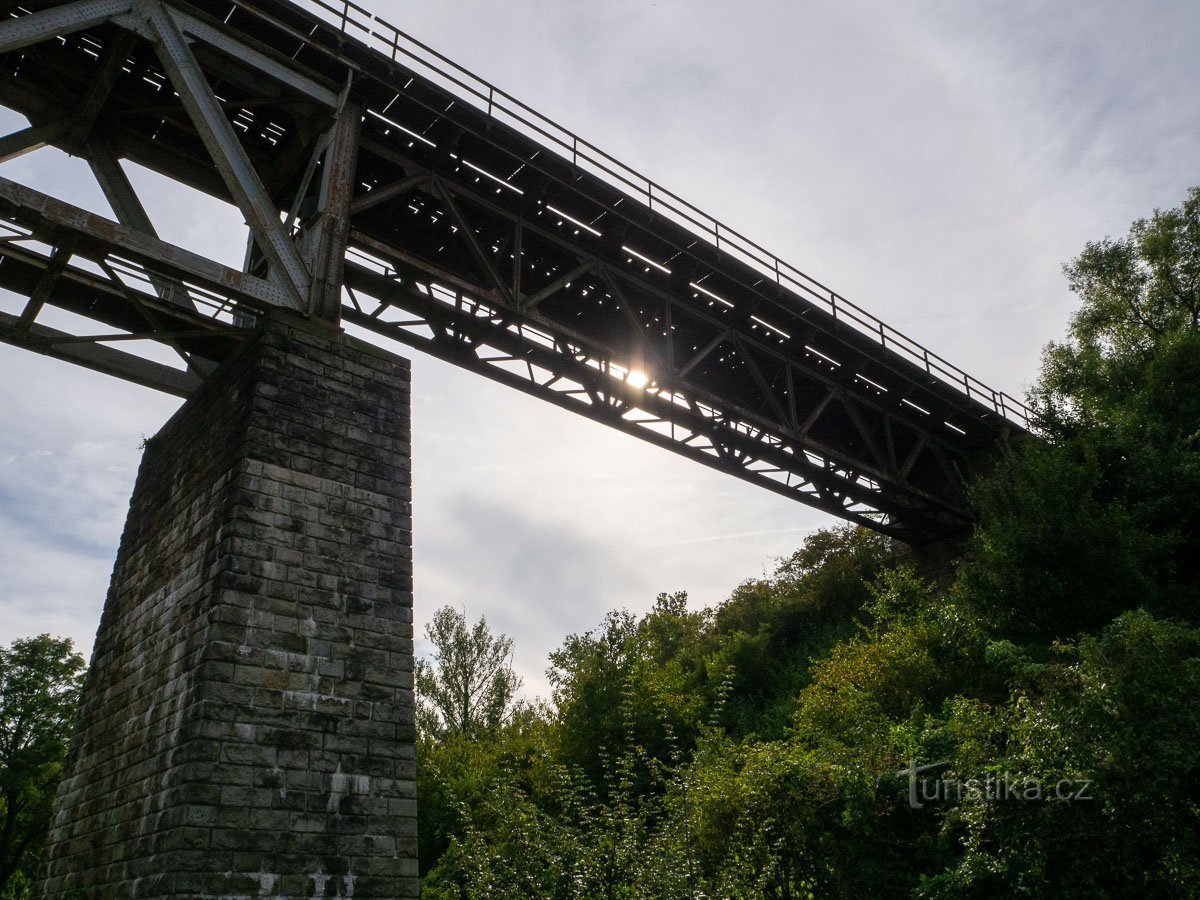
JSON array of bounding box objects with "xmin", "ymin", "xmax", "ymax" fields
[{"xmin": 1, "ymin": 0, "xmax": 1197, "ymax": 700}]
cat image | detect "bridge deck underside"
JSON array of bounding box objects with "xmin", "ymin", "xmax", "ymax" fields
[{"xmin": 0, "ymin": 0, "xmax": 1023, "ymax": 543}]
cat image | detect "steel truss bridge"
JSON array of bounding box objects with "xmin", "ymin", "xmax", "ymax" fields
[{"xmin": 0, "ymin": 0, "xmax": 1027, "ymax": 544}]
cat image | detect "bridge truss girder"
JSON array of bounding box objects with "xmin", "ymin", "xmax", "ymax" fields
[{"xmin": 0, "ymin": 0, "xmax": 1025, "ymax": 544}]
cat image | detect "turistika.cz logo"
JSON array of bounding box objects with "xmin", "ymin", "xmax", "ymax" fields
[{"xmin": 896, "ymin": 760, "xmax": 1094, "ymax": 809}]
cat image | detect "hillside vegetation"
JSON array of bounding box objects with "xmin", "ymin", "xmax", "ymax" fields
[{"xmin": 416, "ymin": 188, "xmax": 1200, "ymax": 898}]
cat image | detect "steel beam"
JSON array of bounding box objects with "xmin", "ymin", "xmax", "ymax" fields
[
  {"xmin": 732, "ymin": 334, "xmax": 790, "ymax": 426},
  {"xmin": 602, "ymin": 265, "xmax": 670, "ymax": 377},
  {"xmin": 800, "ymin": 388, "xmax": 837, "ymax": 436},
  {"xmin": 17, "ymin": 245, "xmax": 72, "ymax": 328},
  {"xmin": 339, "ymin": 272, "xmax": 950, "ymax": 539},
  {"xmin": 0, "ymin": 176, "xmax": 300, "ymax": 312},
  {"xmin": 524, "ymin": 259, "xmax": 596, "ymax": 310},
  {"xmin": 142, "ymin": 0, "xmax": 311, "ymax": 307},
  {"xmin": 342, "ymin": 256, "xmax": 966, "ymax": 525},
  {"xmin": 350, "ymin": 172, "xmax": 429, "ymax": 216},
  {"xmin": 68, "ymin": 30, "xmax": 138, "ymax": 148},
  {"xmin": 111, "ymin": 7, "xmax": 339, "ymax": 109},
  {"xmin": 0, "ymin": 311, "xmax": 200, "ymax": 397},
  {"xmin": 679, "ymin": 329, "xmax": 730, "ymax": 379},
  {"xmin": 348, "ymin": 213, "xmax": 967, "ymax": 517},
  {"xmin": 842, "ymin": 393, "xmax": 891, "ymax": 475},
  {"xmin": 426, "ymin": 186, "xmax": 958, "ymax": 496},
  {"xmin": 0, "ymin": 0, "xmax": 131, "ymax": 56},
  {"xmin": 0, "ymin": 121, "xmax": 69, "ymax": 164},
  {"xmin": 284, "ymin": 131, "xmax": 329, "ymax": 235},
  {"xmin": 0, "ymin": 236, "xmax": 243, "ymax": 364},
  {"xmin": 425, "ymin": 172, "xmax": 969, "ymax": 457},
  {"xmin": 85, "ymin": 136, "xmax": 196, "ymax": 312},
  {"xmin": 306, "ymin": 99, "xmax": 361, "ymax": 321},
  {"xmin": 433, "ymin": 177, "xmax": 517, "ymax": 308}
]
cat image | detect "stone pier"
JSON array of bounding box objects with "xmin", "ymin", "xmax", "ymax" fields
[{"xmin": 40, "ymin": 316, "xmax": 418, "ymax": 898}]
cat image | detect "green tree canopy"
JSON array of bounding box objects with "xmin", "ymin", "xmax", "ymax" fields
[
  {"xmin": 1040, "ymin": 187, "xmax": 1200, "ymax": 433},
  {"xmin": 960, "ymin": 187, "xmax": 1200, "ymax": 639},
  {"xmin": 0, "ymin": 635, "xmax": 85, "ymax": 896}
]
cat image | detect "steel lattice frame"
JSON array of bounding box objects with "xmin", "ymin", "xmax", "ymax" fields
[{"xmin": 0, "ymin": 0, "xmax": 1027, "ymax": 543}]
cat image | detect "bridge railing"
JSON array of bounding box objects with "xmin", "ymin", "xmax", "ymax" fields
[{"xmin": 258, "ymin": 0, "xmax": 1032, "ymax": 430}]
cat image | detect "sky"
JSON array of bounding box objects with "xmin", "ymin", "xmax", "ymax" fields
[{"xmin": 0, "ymin": 0, "xmax": 1197, "ymax": 700}]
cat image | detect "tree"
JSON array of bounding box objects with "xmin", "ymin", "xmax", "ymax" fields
[
  {"xmin": 415, "ymin": 607, "xmax": 521, "ymax": 738},
  {"xmin": 959, "ymin": 187, "xmax": 1200, "ymax": 638},
  {"xmin": 921, "ymin": 610, "xmax": 1200, "ymax": 899},
  {"xmin": 0, "ymin": 635, "xmax": 85, "ymax": 896},
  {"xmin": 710, "ymin": 525, "xmax": 893, "ymax": 739},
  {"xmin": 1039, "ymin": 187, "xmax": 1200, "ymax": 433}
]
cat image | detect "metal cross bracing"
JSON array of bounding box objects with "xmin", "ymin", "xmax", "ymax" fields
[{"xmin": 0, "ymin": 0, "xmax": 1028, "ymax": 545}]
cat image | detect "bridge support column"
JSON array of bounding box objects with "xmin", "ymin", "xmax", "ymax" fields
[
  {"xmin": 40, "ymin": 316, "xmax": 417, "ymax": 899},
  {"xmin": 890, "ymin": 532, "xmax": 968, "ymax": 587}
]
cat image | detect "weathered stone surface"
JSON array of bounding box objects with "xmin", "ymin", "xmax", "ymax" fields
[{"xmin": 40, "ymin": 316, "xmax": 417, "ymax": 898}]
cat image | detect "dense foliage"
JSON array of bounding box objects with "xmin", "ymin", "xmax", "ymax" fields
[
  {"xmin": 0, "ymin": 635, "xmax": 85, "ymax": 899},
  {"xmin": 416, "ymin": 189, "xmax": 1200, "ymax": 897}
]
